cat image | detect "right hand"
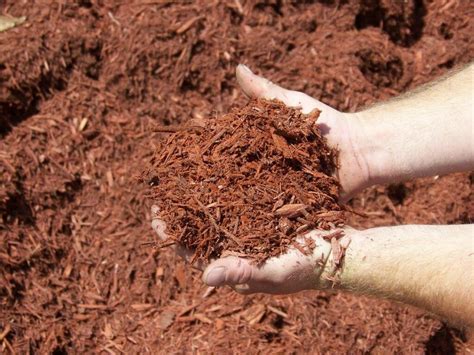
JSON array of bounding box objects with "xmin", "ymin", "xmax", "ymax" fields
[{"xmin": 151, "ymin": 204, "xmax": 352, "ymax": 294}]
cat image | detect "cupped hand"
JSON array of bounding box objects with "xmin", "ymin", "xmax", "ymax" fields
[
  {"xmin": 236, "ymin": 64, "xmax": 370, "ymax": 202},
  {"xmin": 152, "ymin": 204, "xmax": 348, "ymax": 294},
  {"xmin": 201, "ymin": 230, "xmax": 348, "ymax": 294},
  {"xmin": 152, "ymin": 65, "xmax": 366, "ymax": 295}
]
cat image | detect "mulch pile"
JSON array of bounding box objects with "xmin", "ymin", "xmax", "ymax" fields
[
  {"xmin": 143, "ymin": 99, "xmax": 343, "ymax": 263},
  {"xmin": 1, "ymin": 0, "xmax": 473, "ymax": 353}
]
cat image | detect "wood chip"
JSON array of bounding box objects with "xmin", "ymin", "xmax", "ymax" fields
[{"xmin": 141, "ymin": 99, "xmax": 343, "ymax": 264}]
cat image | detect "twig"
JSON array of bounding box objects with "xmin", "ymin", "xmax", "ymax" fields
[
  {"xmin": 193, "ymin": 197, "xmax": 242, "ymax": 246},
  {"xmin": 152, "ymin": 125, "xmax": 203, "ymax": 133},
  {"xmin": 0, "ymin": 324, "xmax": 11, "ymax": 341},
  {"xmin": 321, "ymin": 229, "xmax": 344, "ymax": 241}
]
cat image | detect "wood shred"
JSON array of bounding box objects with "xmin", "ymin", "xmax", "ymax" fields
[{"xmin": 141, "ymin": 99, "xmax": 345, "ymax": 263}]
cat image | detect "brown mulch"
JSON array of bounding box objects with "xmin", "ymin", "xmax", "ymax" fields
[
  {"xmin": 1, "ymin": 0, "xmax": 473, "ymax": 353},
  {"xmin": 143, "ymin": 99, "xmax": 343, "ymax": 263}
]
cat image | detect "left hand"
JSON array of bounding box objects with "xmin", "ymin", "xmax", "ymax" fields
[{"xmin": 236, "ymin": 64, "xmax": 371, "ymax": 202}]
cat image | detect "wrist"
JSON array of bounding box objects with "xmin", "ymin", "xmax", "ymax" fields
[
  {"xmin": 335, "ymin": 113, "xmax": 373, "ymax": 200},
  {"xmin": 351, "ymin": 110, "xmax": 393, "ymax": 187},
  {"xmin": 311, "ymin": 229, "xmax": 355, "ymax": 290}
]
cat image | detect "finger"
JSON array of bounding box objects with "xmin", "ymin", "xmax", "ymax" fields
[
  {"xmin": 174, "ymin": 246, "xmax": 206, "ymax": 271},
  {"xmin": 202, "ymin": 252, "xmax": 302, "ymax": 293},
  {"xmin": 151, "ymin": 205, "xmax": 206, "ymax": 270},
  {"xmin": 151, "ymin": 205, "xmax": 168, "ymax": 241},
  {"xmin": 202, "ymin": 254, "xmax": 295, "ymax": 294},
  {"xmin": 236, "ymin": 64, "xmax": 290, "ymax": 101},
  {"xmin": 153, "ymin": 229, "xmax": 206, "ymax": 270},
  {"xmin": 202, "ymin": 256, "xmax": 254, "ymax": 287},
  {"xmin": 175, "ymin": 245, "xmax": 194, "ymax": 262},
  {"xmin": 236, "ymin": 64, "xmax": 327, "ymax": 114},
  {"xmin": 203, "ymin": 234, "xmax": 332, "ymax": 294}
]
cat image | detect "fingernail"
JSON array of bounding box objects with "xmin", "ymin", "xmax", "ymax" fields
[
  {"xmin": 239, "ymin": 64, "xmax": 252, "ymax": 74},
  {"xmin": 205, "ymin": 266, "xmax": 226, "ymax": 286}
]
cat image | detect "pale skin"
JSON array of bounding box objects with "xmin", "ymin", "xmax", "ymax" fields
[{"xmin": 152, "ymin": 64, "xmax": 474, "ymax": 327}]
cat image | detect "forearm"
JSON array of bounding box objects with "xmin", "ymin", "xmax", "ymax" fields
[
  {"xmin": 333, "ymin": 225, "xmax": 474, "ymax": 327},
  {"xmin": 354, "ymin": 64, "xmax": 473, "ymax": 186}
]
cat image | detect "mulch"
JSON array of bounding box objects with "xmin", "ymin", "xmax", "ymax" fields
[
  {"xmin": 0, "ymin": 0, "xmax": 473, "ymax": 353},
  {"xmin": 143, "ymin": 99, "xmax": 343, "ymax": 264}
]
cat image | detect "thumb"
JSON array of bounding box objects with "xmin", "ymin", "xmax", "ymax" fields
[
  {"xmin": 236, "ymin": 64, "xmax": 291, "ymax": 101},
  {"xmin": 236, "ymin": 64, "xmax": 325, "ymax": 114},
  {"xmin": 201, "ymin": 252, "xmax": 313, "ymax": 295},
  {"xmin": 202, "ymin": 233, "xmax": 334, "ymax": 294},
  {"xmin": 202, "ymin": 256, "xmax": 254, "ymax": 287},
  {"xmin": 202, "ymin": 256, "xmax": 278, "ymax": 294}
]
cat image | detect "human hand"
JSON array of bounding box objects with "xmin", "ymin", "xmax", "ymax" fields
[
  {"xmin": 236, "ymin": 64, "xmax": 370, "ymax": 202},
  {"xmin": 196, "ymin": 66, "xmax": 366, "ymax": 294},
  {"xmin": 151, "ymin": 65, "xmax": 365, "ymax": 295},
  {"xmin": 152, "ymin": 204, "xmax": 352, "ymax": 295},
  {"xmin": 201, "ymin": 229, "xmax": 354, "ymax": 294}
]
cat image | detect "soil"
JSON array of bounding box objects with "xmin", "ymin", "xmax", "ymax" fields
[
  {"xmin": 143, "ymin": 99, "xmax": 343, "ymax": 263},
  {"xmin": 0, "ymin": 0, "xmax": 473, "ymax": 353}
]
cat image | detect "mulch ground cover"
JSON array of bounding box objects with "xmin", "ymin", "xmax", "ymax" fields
[{"xmin": 1, "ymin": 0, "xmax": 473, "ymax": 353}]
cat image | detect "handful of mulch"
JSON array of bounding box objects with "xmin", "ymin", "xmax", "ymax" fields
[{"xmin": 141, "ymin": 99, "xmax": 345, "ymax": 264}]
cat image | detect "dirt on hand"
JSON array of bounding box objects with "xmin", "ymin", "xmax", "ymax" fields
[{"xmin": 142, "ymin": 99, "xmax": 344, "ymax": 263}]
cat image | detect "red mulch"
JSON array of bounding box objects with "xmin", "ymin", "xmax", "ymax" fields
[
  {"xmin": 143, "ymin": 99, "xmax": 343, "ymax": 264},
  {"xmin": 1, "ymin": 0, "xmax": 473, "ymax": 353}
]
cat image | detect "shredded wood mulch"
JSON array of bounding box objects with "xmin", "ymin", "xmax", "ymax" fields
[
  {"xmin": 1, "ymin": 0, "xmax": 473, "ymax": 353},
  {"xmin": 142, "ymin": 99, "xmax": 345, "ymax": 263}
]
